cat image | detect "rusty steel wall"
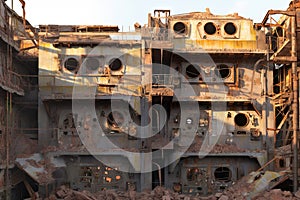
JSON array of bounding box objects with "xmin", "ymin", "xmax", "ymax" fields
[
  {"xmin": 34, "ymin": 8, "xmax": 279, "ymax": 196},
  {"xmin": 1, "ymin": 0, "xmax": 299, "ymax": 199}
]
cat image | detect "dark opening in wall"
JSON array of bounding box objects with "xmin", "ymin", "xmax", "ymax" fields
[
  {"xmin": 215, "ymin": 64, "xmax": 231, "ymax": 79},
  {"xmin": 214, "ymin": 167, "xmax": 231, "ymax": 182},
  {"xmin": 275, "ymin": 27, "xmax": 283, "ymax": 37},
  {"xmin": 64, "ymin": 57, "xmax": 79, "ymax": 72},
  {"xmin": 224, "ymin": 22, "xmax": 237, "ymax": 35},
  {"xmin": 173, "ymin": 22, "xmax": 187, "ymax": 34},
  {"xmin": 107, "ymin": 111, "xmax": 124, "ymax": 128},
  {"xmin": 279, "ymin": 158, "xmax": 285, "ymax": 168},
  {"xmin": 186, "ymin": 64, "xmax": 200, "ymax": 78},
  {"xmin": 234, "ymin": 113, "xmax": 249, "ymax": 127},
  {"xmin": 109, "ymin": 58, "xmax": 122, "ymax": 71},
  {"xmin": 204, "ymin": 22, "xmax": 217, "ymax": 35}
]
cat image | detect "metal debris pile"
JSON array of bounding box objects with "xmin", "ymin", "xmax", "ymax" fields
[
  {"xmin": 211, "ymin": 170, "xmax": 300, "ymax": 200},
  {"xmin": 46, "ymin": 185, "xmax": 96, "ymax": 200},
  {"xmin": 15, "ymin": 153, "xmax": 55, "ymax": 185},
  {"xmin": 43, "ymin": 173, "xmax": 300, "ymax": 200},
  {"xmin": 254, "ymin": 189, "xmax": 297, "ymax": 200},
  {"xmin": 46, "ymin": 185, "xmax": 217, "ymax": 200},
  {"xmin": 211, "ymin": 189, "xmax": 299, "ymax": 200}
]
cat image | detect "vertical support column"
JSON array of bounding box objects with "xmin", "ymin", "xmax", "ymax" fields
[
  {"xmin": 5, "ymin": 92, "xmax": 11, "ymax": 200},
  {"xmin": 140, "ymin": 96, "xmax": 152, "ymax": 191},
  {"xmin": 291, "ymin": 15, "xmax": 299, "ymax": 193},
  {"xmin": 266, "ymin": 62, "xmax": 275, "ymax": 170},
  {"xmin": 5, "ymin": 36, "xmax": 13, "ymax": 200},
  {"xmin": 139, "ymin": 40, "xmax": 152, "ymax": 191},
  {"xmin": 5, "ymin": 92, "xmax": 9, "ymax": 200},
  {"xmin": 262, "ymin": 28, "xmax": 275, "ymax": 169}
]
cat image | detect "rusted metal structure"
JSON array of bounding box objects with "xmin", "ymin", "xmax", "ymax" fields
[
  {"xmin": 35, "ymin": 5, "xmax": 277, "ymax": 197},
  {"xmin": 1, "ymin": 0, "xmax": 300, "ymax": 199},
  {"xmin": 0, "ymin": 0, "xmax": 38, "ymax": 199},
  {"xmin": 258, "ymin": 0, "xmax": 300, "ymax": 192}
]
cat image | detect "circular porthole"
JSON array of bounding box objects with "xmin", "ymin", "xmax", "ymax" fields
[
  {"xmin": 215, "ymin": 64, "xmax": 231, "ymax": 79},
  {"xmin": 204, "ymin": 22, "xmax": 217, "ymax": 35},
  {"xmin": 186, "ymin": 64, "xmax": 200, "ymax": 78},
  {"xmin": 224, "ymin": 22, "xmax": 237, "ymax": 35},
  {"xmin": 64, "ymin": 57, "xmax": 79, "ymax": 72},
  {"xmin": 173, "ymin": 22, "xmax": 187, "ymax": 34},
  {"xmin": 85, "ymin": 57, "xmax": 100, "ymax": 71},
  {"xmin": 234, "ymin": 113, "xmax": 249, "ymax": 127},
  {"xmin": 109, "ymin": 58, "xmax": 123, "ymax": 71}
]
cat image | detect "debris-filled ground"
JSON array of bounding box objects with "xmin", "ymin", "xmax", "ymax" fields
[{"xmin": 45, "ymin": 183, "xmax": 300, "ymax": 200}]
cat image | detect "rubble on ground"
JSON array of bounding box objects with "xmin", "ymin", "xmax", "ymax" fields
[
  {"xmin": 254, "ymin": 189, "xmax": 296, "ymax": 200},
  {"xmin": 211, "ymin": 170, "xmax": 300, "ymax": 200},
  {"xmin": 44, "ymin": 182, "xmax": 300, "ymax": 200},
  {"xmin": 46, "ymin": 185, "xmax": 219, "ymax": 200}
]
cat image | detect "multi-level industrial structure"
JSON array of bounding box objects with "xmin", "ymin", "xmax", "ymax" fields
[
  {"xmin": 0, "ymin": 0, "xmax": 38, "ymax": 199},
  {"xmin": 1, "ymin": 0, "xmax": 300, "ymax": 199}
]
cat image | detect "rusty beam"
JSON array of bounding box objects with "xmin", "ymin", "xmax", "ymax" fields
[
  {"xmin": 255, "ymin": 23, "xmax": 283, "ymax": 28},
  {"xmin": 256, "ymin": 157, "xmax": 277, "ymax": 172},
  {"xmin": 261, "ymin": 10, "xmax": 296, "ymax": 26},
  {"xmin": 277, "ymin": 110, "xmax": 291, "ymax": 131},
  {"xmin": 273, "ymin": 56, "xmax": 297, "ymax": 62}
]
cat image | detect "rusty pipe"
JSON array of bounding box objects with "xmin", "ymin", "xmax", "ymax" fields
[{"xmin": 153, "ymin": 162, "xmax": 162, "ymax": 187}]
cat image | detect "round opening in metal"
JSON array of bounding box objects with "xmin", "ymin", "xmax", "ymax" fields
[
  {"xmin": 64, "ymin": 58, "xmax": 79, "ymax": 72},
  {"xmin": 215, "ymin": 64, "xmax": 231, "ymax": 79},
  {"xmin": 234, "ymin": 113, "xmax": 249, "ymax": 127},
  {"xmin": 173, "ymin": 22, "xmax": 187, "ymax": 34},
  {"xmin": 204, "ymin": 22, "xmax": 217, "ymax": 35},
  {"xmin": 109, "ymin": 58, "xmax": 122, "ymax": 71},
  {"xmin": 107, "ymin": 111, "xmax": 124, "ymax": 128},
  {"xmin": 214, "ymin": 167, "xmax": 231, "ymax": 182},
  {"xmin": 224, "ymin": 22, "xmax": 237, "ymax": 35},
  {"xmin": 186, "ymin": 64, "xmax": 200, "ymax": 78},
  {"xmin": 85, "ymin": 57, "xmax": 100, "ymax": 71}
]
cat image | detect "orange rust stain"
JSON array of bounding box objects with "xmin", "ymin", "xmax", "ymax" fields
[{"xmin": 195, "ymin": 40, "xmax": 257, "ymax": 50}]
